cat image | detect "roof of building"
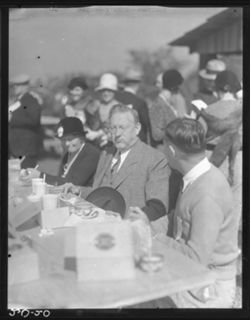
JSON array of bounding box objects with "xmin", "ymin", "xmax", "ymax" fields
[{"xmin": 169, "ymin": 8, "xmax": 242, "ymax": 53}]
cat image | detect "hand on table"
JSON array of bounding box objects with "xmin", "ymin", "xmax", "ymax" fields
[
  {"xmin": 62, "ymin": 182, "xmax": 81, "ymax": 196},
  {"xmin": 19, "ymin": 168, "xmax": 40, "ymax": 181}
]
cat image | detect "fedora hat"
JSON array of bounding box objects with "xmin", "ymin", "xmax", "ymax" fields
[
  {"xmin": 86, "ymin": 186, "xmax": 126, "ymax": 218},
  {"xmin": 124, "ymin": 67, "xmax": 142, "ymax": 82},
  {"xmin": 199, "ymin": 59, "xmax": 226, "ymax": 80},
  {"xmin": 11, "ymin": 74, "xmax": 30, "ymax": 85}
]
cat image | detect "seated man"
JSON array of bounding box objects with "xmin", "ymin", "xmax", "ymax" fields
[
  {"xmin": 22, "ymin": 117, "xmax": 100, "ymax": 187},
  {"xmin": 64, "ymin": 104, "xmax": 170, "ymax": 226},
  {"xmin": 128, "ymin": 118, "xmax": 241, "ymax": 308}
]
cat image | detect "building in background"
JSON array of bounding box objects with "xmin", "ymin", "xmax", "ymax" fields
[{"xmin": 169, "ymin": 7, "xmax": 243, "ymax": 91}]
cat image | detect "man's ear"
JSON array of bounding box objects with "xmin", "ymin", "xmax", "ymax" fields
[
  {"xmin": 135, "ymin": 122, "xmax": 141, "ymax": 135},
  {"xmin": 169, "ymin": 144, "xmax": 176, "ymax": 157}
]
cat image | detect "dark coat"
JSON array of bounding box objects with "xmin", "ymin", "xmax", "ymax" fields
[
  {"xmin": 115, "ymin": 90, "xmax": 151, "ymax": 144},
  {"xmin": 199, "ymin": 100, "xmax": 242, "ymax": 185},
  {"xmin": 44, "ymin": 142, "xmax": 100, "ymax": 187},
  {"xmin": 9, "ymin": 92, "xmax": 42, "ymax": 157},
  {"xmin": 194, "ymin": 89, "xmax": 219, "ymax": 106}
]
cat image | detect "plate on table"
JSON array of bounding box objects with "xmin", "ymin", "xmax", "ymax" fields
[
  {"xmin": 59, "ymin": 193, "xmax": 78, "ymax": 205},
  {"xmin": 73, "ymin": 206, "xmax": 100, "ymax": 219}
]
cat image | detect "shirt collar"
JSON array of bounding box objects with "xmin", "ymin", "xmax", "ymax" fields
[
  {"xmin": 182, "ymin": 157, "xmax": 211, "ymax": 192},
  {"xmin": 159, "ymin": 89, "xmax": 171, "ymax": 102},
  {"xmin": 221, "ymin": 92, "xmax": 236, "ymax": 101}
]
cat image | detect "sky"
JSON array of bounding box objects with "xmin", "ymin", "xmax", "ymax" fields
[{"xmin": 9, "ymin": 6, "xmax": 227, "ymax": 80}]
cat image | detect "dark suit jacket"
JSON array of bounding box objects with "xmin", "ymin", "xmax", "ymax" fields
[
  {"xmin": 44, "ymin": 142, "xmax": 100, "ymax": 187},
  {"xmin": 9, "ymin": 92, "xmax": 42, "ymax": 157},
  {"xmin": 115, "ymin": 90, "xmax": 151, "ymax": 144}
]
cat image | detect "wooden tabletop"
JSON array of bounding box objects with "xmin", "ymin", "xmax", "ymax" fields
[{"xmin": 8, "ymin": 175, "xmax": 216, "ymax": 309}]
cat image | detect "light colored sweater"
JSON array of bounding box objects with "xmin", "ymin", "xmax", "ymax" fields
[{"xmin": 155, "ymin": 165, "xmax": 240, "ymax": 280}]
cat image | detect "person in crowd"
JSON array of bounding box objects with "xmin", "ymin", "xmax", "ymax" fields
[
  {"xmin": 191, "ymin": 70, "xmax": 242, "ymax": 186},
  {"xmin": 155, "ymin": 72, "xmax": 163, "ymax": 91},
  {"xmin": 9, "ymin": 74, "xmax": 43, "ymax": 169},
  {"xmin": 149, "ymin": 69, "xmax": 187, "ymax": 214},
  {"xmin": 22, "ymin": 117, "xmax": 100, "ymax": 187},
  {"xmin": 63, "ymin": 104, "xmax": 170, "ymax": 230},
  {"xmin": 194, "ymin": 59, "xmax": 226, "ymax": 105},
  {"xmin": 62, "ymin": 77, "xmax": 99, "ymax": 130},
  {"xmin": 115, "ymin": 67, "xmax": 151, "ymax": 144},
  {"xmin": 149, "ymin": 69, "xmax": 187, "ymax": 153},
  {"xmin": 83, "ymin": 73, "xmax": 119, "ymax": 148},
  {"xmin": 128, "ymin": 118, "xmax": 241, "ymax": 308}
]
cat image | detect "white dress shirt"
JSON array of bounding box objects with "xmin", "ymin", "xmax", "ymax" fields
[
  {"xmin": 111, "ymin": 149, "xmax": 131, "ymax": 172},
  {"xmin": 182, "ymin": 157, "xmax": 211, "ymax": 192}
]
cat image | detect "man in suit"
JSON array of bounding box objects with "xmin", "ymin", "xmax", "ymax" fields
[
  {"xmin": 194, "ymin": 59, "xmax": 226, "ymax": 105},
  {"xmin": 9, "ymin": 74, "xmax": 43, "ymax": 169},
  {"xmin": 129, "ymin": 118, "xmax": 241, "ymax": 308},
  {"xmin": 115, "ymin": 68, "xmax": 151, "ymax": 144},
  {"xmin": 64, "ymin": 104, "xmax": 170, "ymax": 224},
  {"xmin": 23, "ymin": 117, "xmax": 100, "ymax": 187}
]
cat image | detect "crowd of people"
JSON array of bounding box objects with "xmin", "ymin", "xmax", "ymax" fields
[{"xmin": 8, "ymin": 58, "xmax": 242, "ymax": 308}]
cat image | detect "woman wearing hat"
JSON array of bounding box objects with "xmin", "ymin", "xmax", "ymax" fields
[
  {"xmin": 149, "ymin": 69, "xmax": 187, "ymax": 153},
  {"xmin": 84, "ymin": 73, "xmax": 119, "ymax": 148},
  {"xmin": 62, "ymin": 77, "xmax": 100, "ymax": 130},
  {"xmin": 149, "ymin": 69, "xmax": 188, "ymax": 214},
  {"xmin": 22, "ymin": 117, "xmax": 100, "ymax": 187}
]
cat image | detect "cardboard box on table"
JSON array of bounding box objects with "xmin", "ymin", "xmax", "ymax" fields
[
  {"xmin": 26, "ymin": 227, "xmax": 72, "ymax": 277},
  {"xmin": 71, "ymin": 221, "xmax": 136, "ymax": 281},
  {"xmin": 8, "ymin": 196, "xmax": 41, "ymax": 232},
  {"xmin": 8, "ymin": 245, "xmax": 40, "ymax": 285}
]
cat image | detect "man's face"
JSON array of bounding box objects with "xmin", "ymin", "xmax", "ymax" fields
[
  {"xmin": 110, "ymin": 112, "xmax": 140, "ymax": 152},
  {"xmin": 202, "ymin": 78, "xmax": 215, "ymax": 92},
  {"xmin": 61, "ymin": 135, "xmax": 82, "ymax": 153},
  {"xmin": 100, "ymin": 89, "xmax": 115, "ymax": 104},
  {"xmin": 69, "ymin": 86, "xmax": 85, "ymax": 102}
]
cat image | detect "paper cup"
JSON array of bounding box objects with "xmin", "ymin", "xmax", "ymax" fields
[
  {"xmin": 32, "ymin": 178, "xmax": 46, "ymax": 196},
  {"xmin": 42, "ymin": 194, "xmax": 58, "ymax": 211}
]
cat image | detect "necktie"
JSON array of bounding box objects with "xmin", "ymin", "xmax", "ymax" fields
[{"xmin": 110, "ymin": 152, "xmax": 121, "ymax": 185}]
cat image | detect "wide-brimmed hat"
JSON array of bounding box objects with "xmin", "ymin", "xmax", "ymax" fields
[
  {"xmin": 162, "ymin": 69, "xmax": 183, "ymax": 90},
  {"xmin": 215, "ymin": 70, "xmax": 241, "ymax": 93},
  {"xmin": 96, "ymin": 73, "xmax": 118, "ymax": 91},
  {"xmin": 68, "ymin": 77, "xmax": 88, "ymax": 90},
  {"xmin": 199, "ymin": 59, "xmax": 226, "ymax": 80},
  {"xmin": 86, "ymin": 186, "xmax": 126, "ymax": 218},
  {"xmin": 56, "ymin": 117, "xmax": 85, "ymax": 138},
  {"xmin": 11, "ymin": 74, "xmax": 30, "ymax": 85}
]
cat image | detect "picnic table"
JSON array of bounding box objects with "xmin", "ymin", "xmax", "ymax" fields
[{"xmin": 8, "ymin": 166, "xmax": 216, "ymax": 309}]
